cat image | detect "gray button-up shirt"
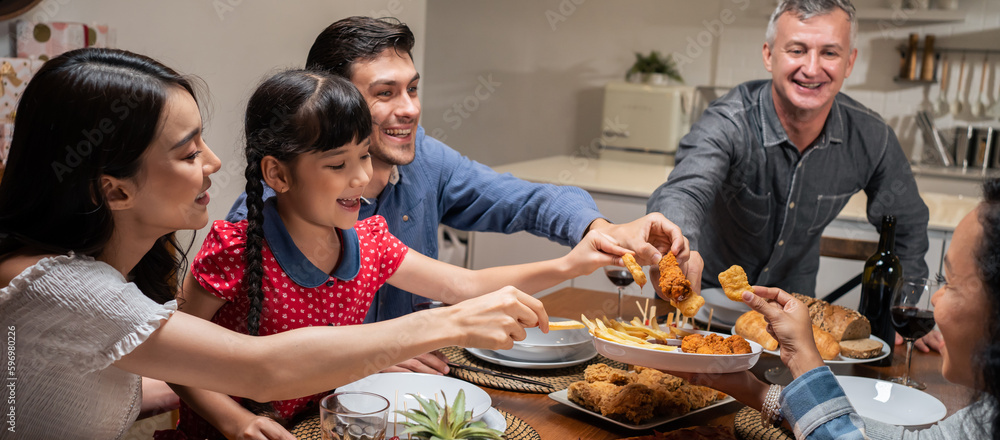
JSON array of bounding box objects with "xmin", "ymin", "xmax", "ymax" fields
[{"xmin": 647, "ymin": 79, "xmax": 929, "ymax": 296}]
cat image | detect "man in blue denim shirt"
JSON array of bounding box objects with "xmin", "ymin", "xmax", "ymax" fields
[
  {"xmin": 647, "ymin": 0, "xmax": 929, "ymax": 300},
  {"xmin": 229, "ymin": 17, "xmax": 696, "ymax": 372}
]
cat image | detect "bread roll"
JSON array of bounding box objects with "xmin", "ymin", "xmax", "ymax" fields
[
  {"xmin": 812, "ymin": 325, "xmax": 841, "ymax": 360},
  {"xmin": 735, "ymin": 311, "xmax": 840, "ymax": 359},
  {"xmin": 734, "ymin": 311, "xmax": 778, "ymax": 351}
]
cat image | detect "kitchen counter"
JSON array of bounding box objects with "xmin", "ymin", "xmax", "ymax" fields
[{"xmin": 493, "ymin": 155, "xmax": 980, "ymax": 232}]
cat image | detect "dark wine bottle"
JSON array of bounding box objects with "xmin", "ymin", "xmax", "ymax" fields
[{"xmin": 858, "ymin": 215, "xmax": 901, "ymax": 366}]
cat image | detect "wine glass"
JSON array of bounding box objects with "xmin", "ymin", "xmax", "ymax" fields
[
  {"xmin": 604, "ymin": 266, "xmax": 634, "ymax": 319},
  {"xmin": 889, "ymin": 277, "xmax": 937, "ymax": 390}
]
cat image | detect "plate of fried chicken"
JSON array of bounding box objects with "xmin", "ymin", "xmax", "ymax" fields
[
  {"xmin": 549, "ymin": 363, "xmax": 735, "ymax": 429},
  {"xmin": 592, "ymin": 329, "xmax": 763, "ymax": 374}
]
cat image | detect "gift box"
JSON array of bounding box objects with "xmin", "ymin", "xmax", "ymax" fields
[
  {"xmin": 0, "ymin": 119, "xmax": 13, "ymax": 165},
  {"xmin": 0, "ymin": 57, "xmax": 45, "ymax": 120},
  {"xmin": 15, "ymin": 21, "xmax": 112, "ymax": 61}
]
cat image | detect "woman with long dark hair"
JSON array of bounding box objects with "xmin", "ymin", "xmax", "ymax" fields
[{"xmin": 0, "ymin": 48, "xmax": 551, "ymax": 440}]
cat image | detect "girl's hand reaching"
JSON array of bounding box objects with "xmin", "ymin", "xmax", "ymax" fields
[
  {"xmin": 742, "ymin": 286, "xmax": 824, "ymax": 378},
  {"xmin": 430, "ymin": 286, "xmax": 550, "ymax": 350}
]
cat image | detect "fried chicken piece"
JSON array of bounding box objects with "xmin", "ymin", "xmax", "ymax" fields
[
  {"xmin": 567, "ymin": 381, "xmax": 622, "ymax": 413},
  {"xmin": 718, "ymin": 265, "xmax": 753, "ymax": 302},
  {"xmin": 704, "ymin": 333, "xmax": 732, "ymax": 354},
  {"xmin": 633, "ymin": 366, "xmax": 685, "ymax": 392},
  {"xmin": 683, "ymin": 333, "xmax": 753, "ymax": 355},
  {"xmin": 600, "ymin": 383, "xmax": 656, "ymax": 423},
  {"xmin": 681, "ymin": 334, "xmax": 705, "ymax": 353},
  {"xmin": 658, "ymin": 253, "xmax": 691, "ymax": 302},
  {"xmin": 726, "ymin": 334, "xmax": 752, "ymax": 354},
  {"xmin": 632, "ymin": 367, "xmax": 693, "ymax": 416},
  {"xmin": 584, "ymin": 363, "xmax": 632, "ymax": 385}
]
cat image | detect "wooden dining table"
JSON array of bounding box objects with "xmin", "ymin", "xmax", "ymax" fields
[{"xmin": 481, "ymin": 287, "xmax": 972, "ymax": 439}]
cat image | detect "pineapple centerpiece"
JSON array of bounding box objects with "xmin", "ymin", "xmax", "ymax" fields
[{"xmin": 394, "ymin": 389, "xmax": 503, "ymax": 440}]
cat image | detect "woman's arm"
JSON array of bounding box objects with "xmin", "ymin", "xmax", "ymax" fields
[
  {"xmin": 114, "ymin": 285, "xmax": 547, "ymax": 403},
  {"xmin": 388, "ymin": 230, "xmax": 628, "ymax": 304},
  {"xmin": 170, "ymin": 274, "xmax": 293, "ymax": 439}
]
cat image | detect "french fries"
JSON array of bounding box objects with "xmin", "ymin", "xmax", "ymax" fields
[
  {"xmin": 548, "ymin": 319, "xmax": 586, "ymax": 330},
  {"xmin": 621, "ymin": 253, "xmax": 647, "ymax": 287},
  {"xmin": 581, "ymin": 315, "xmax": 677, "ymax": 352}
]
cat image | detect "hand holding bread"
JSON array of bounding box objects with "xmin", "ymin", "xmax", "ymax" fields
[{"xmin": 737, "ymin": 286, "xmax": 825, "ymax": 376}]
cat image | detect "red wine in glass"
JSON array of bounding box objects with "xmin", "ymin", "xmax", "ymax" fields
[
  {"xmin": 604, "ymin": 266, "xmax": 634, "ymax": 319},
  {"xmin": 606, "ymin": 269, "xmax": 634, "ymax": 287},
  {"xmin": 889, "ymin": 277, "xmax": 937, "ymax": 390},
  {"xmin": 891, "ymin": 306, "xmax": 936, "ymax": 340}
]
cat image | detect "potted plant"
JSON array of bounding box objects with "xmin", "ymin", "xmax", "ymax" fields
[{"xmin": 626, "ymin": 50, "xmax": 683, "ymax": 86}]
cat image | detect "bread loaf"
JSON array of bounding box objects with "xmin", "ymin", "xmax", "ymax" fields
[
  {"xmin": 791, "ymin": 293, "xmax": 871, "ymax": 342},
  {"xmin": 734, "ymin": 311, "xmax": 778, "ymax": 351},
  {"xmin": 839, "ymin": 338, "xmax": 883, "ymax": 359}
]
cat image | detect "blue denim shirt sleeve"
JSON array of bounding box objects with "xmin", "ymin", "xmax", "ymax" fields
[
  {"xmin": 421, "ymin": 133, "xmax": 602, "ymax": 247},
  {"xmin": 361, "ymin": 127, "xmax": 601, "ymax": 322},
  {"xmin": 781, "ymin": 366, "xmax": 867, "ymax": 439}
]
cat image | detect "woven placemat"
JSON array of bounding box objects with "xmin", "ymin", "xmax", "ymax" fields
[
  {"xmin": 440, "ymin": 346, "xmax": 627, "ymax": 393},
  {"xmin": 288, "ymin": 409, "xmax": 539, "ymax": 440},
  {"xmin": 733, "ymin": 407, "xmax": 793, "ymax": 440}
]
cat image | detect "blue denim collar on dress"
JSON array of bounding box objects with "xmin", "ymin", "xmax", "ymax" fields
[{"xmin": 262, "ymin": 198, "xmax": 361, "ymax": 288}]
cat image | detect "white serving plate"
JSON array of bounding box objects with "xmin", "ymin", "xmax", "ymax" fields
[
  {"xmin": 747, "ymin": 330, "xmax": 891, "ymax": 365},
  {"xmin": 591, "ymin": 330, "xmax": 762, "ymax": 374},
  {"xmin": 337, "ymin": 373, "xmax": 498, "ymax": 434},
  {"xmin": 835, "ymin": 375, "xmax": 946, "ymax": 426},
  {"xmin": 548, "ymin": 388, "xmax": 735, "ymax": 430},
  {"xmin": 466, "ymin": 343, "xmax": 597, "ymax": 370}
]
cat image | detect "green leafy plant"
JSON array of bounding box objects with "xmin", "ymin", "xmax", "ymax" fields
[
  {"xmin": 626, "ymin": 50, "xmax": 683, "ymax": 84},
  {"xmin": 395, "ymin": 389, "xmax": 503, "ymax": 440}
]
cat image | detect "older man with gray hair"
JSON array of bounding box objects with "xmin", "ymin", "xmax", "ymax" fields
[{"xmin": 647, "ymin": 0, "xmax": 941, "ymax": 350}]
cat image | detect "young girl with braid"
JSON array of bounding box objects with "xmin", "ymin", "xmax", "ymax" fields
[{"xmin": 162, "ymin": 69, "xmax": 634, "ymax": 440}]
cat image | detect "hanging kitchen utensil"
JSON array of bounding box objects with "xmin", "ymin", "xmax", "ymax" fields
[
  {"xmin": 916, "ymin": 110, "xmax": 952, "ymax": 167},
  {"xmin": 972, "ymin": 54, "xmax": 989, "ymax": 117},
  {"xmin": 950, "ymin": 53, "xmax": 966, "ymax": 116},
  {"xmin": 934, "ymin": 55, "xmax": 949, "ymax": 115}
]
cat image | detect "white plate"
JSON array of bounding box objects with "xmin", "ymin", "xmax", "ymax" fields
[
  {"xmin": 466, "ymin": 344, "xmax": 598, "ymax": 369},
  {"xmin": 337, "ymin": 373, "xmax": 495, "ymax": 434},
  {"xmin": 548, "ymin": 388, "xmax": 735, "ymax": 430},
  {"xmin": 746, "ymin": 329, "xmax": 891, "ymax": 364},
  {"xmin": 835, "ymin": 375, "xmax": 946, "ymax": 426},
  {"xmin": 591, "ymin": 330, "xmax": 762, "ymax": 373}
]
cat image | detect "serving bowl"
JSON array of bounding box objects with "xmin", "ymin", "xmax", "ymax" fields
[{"xmin": 494, "ymin": 317, "xmax": 593, "ymax": 362}]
